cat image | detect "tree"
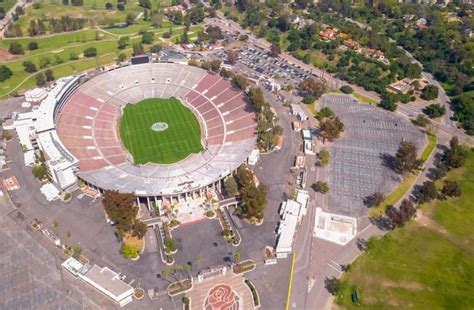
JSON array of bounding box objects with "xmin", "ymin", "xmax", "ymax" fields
[
  {"xmin": 141, "ymin": 31, "xmax": 154, "ymax": 44},
  {"xmin": 117, "ymin": 36, "xmax": 130, "ymax": 49},
  {"xmin": 83, "ymin": 47, "xmax": 97, "ymax": 57},
  {"xmin": 138, "ymin": 0, "xmax": 151, "ymax": 9},
  {"xmin": 318, "ymin": 107, "xmax": 334, "ymax": 119},
  {"xmin": 125, "ymin": 13, "xmax": 135, "ymax": 25},
  {"xmin": 443, "ymin": 137, "xmax": 468, "ymax": 169},
  {"xmin": 72, "ymin": 244, "xmax": 82, "ymax": 258},
  {"xmin": 44, "ymin": 69, "xmax": 54, "ymax": 81},
  {"xmin": 117, "ymin": 52, "xmax": 127, "ymax": 63},
  {"xmin": 132, "ymin": 42, "xmax": 144, "ymax": 56},
  {"xmin": 399, "ymin": 199, "xmax": 416, "ymax": 223},
  {"xmin": 210, "ymin": 59, "xmax": 221, "ymax": 73},
  {"xmin": 132, "ymin": 222, "xmax": 147, "ymax": 239},
  {"xmin": 441, "ymin": 180, "xmax": 462, "ymax": 198},
  {"xmin": 394, "ymin": 141, "xmax": 422, "ymax": 174},
  {"xmin": 313, "ymin": 181, "xmax": 329, "ymax": 193},
  {"xmin": 105, "ymin": 2, "xmax": 113, "ymax": 9},
  {"xmin": 325, "ymin": 277, "xmax": 341, "ymax": 295},
  {"xmin": 420, "ymin": 85, "xmax": 438, "ymax": 100},
  {"xmin": 164, "ymin": 237, "xmax": 177, "ymax": 253},
  {"xmin": 365, "ymin": 192, "xmax": 385, "ymax": 208},
  {"xmin": 122, "ymin": 244, "xmax": 139, "ymax": 259},
  {"xmin": 234, "ymin": 166, "xmax": 267, "ymax": 220},
  {"xmin": 35, "ymin": 72, "xmax": 46, "ymax": 86},
  {"xmin": 151, "ymin": 11, "xmax": 163, "ymax": 28},
  {"xmin": 102, "ymin": 191, "xmax": 138, "ymax": 237},
  {"xmin": 320, "ymin": 117, "xmax": 344, "ymax": 143},
  {"xmin": 28, "ymin": 42, "xmax": 39, "ymax": 50},
  {"xmin": 340, "ymin": 85, "xmax": 353, "ymax": 94},
  {"xmin": 225, "ymin": 177, "xmax": 239, "ymax": 196},
  {"xmin": 0, "ymin": 7, "xmax": 5, "ymax": 20},
  {"xmin": 227, "ymin": 49, "xmax": 238, "ymax": 65},
  {"xmin": 423, "ymin": 104, "xmax": 445, "ymax": 118},
  {"xmin": 8, "ymin": 42, "xmax": 24, "ymax": 55},
  {"xmin": 413, "ymin": 114, "xmax": 430, "ymax": 127},
  {"xmin": 318, "ymin": 149, "xmax": 330, "ymax": 166},
  {"xmin": 22, "ymin": 61, "xmax": 37, "ymax": 73},
  {"xmin": 415, "ymin": 181, "xmax": 438, "ymax": 204},
  {"xmin": 232, "ymin": 75, "xmax": 248, "ymax": 90},
  {"xmin": 0, "ymin": 65, "xmax": 13, "ymax": 82},
  {"xmin": 32, "ymin": 164, "xmax": 48, "ymax": 179},
  {"xmin": 117, "ymin": 3, "xmax": 125, "ymax": 11},
  {"xmin": 378, "ymin": 99, "xmax": 397, "ymax": 111},
  {"xmin": 299, "ymin": 78, "xmax": 327, "ymax": 100},
  {"xmin": 270, "ymin": 42, "xmax": 281, "ymax": 56}
]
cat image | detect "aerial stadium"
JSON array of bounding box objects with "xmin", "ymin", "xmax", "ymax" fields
[{"xmin": 32, "ymin": 63, "xmax": 257, "ymax": 202}]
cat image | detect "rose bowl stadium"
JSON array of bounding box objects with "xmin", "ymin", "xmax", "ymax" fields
[{"xmin": 28, "ymin": 63, "xmax": 257, "ymax": 201}]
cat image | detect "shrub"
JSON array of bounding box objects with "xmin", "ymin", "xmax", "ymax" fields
[
  {"xmin": 28, "ymin": 42, "xmax": 39, "ymax": 50},
  {"xmin": 8, "ymin": 42, "xmax": 23, "ymax": 54},
  {"xmin": 122, "ymin": 244, "xmax": 139, "ymax": 259},
  {"xmin": 340, "ymin": 85, "xmax": 353, "ymax": 94},
  {"xmin": 83, "ymin": 47, "xmax": 97, "ymax": 58},
  {"xmin": 0, "ymin": 65, "xmax": 13, "ymax": 82}
]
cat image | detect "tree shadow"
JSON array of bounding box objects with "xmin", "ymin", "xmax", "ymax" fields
[
  {"xmin": 369, "ymin": 215, "xmax": 393, "ymax": 231},
  {"xmin": 379, "ymin": 152, "xmax": 396, "ymax": 171}
]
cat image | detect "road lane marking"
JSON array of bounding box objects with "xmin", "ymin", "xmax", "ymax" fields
[{"xmin": 285, "ymin": 251, "xmax": 296, "ymax": 310}]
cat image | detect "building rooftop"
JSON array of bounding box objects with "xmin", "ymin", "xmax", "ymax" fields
[{"xmin": 81, "ymin": 265, "xmax": 133, "ymax": 299}]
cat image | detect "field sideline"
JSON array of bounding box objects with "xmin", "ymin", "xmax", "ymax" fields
[{"xmin": 119, "ymin": 98, "xmax": 203, "ymax": 165}]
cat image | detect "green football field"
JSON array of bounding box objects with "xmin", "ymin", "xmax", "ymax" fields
[{"xmin": 119, "ymin": 98, "xmax": 203, "ymax": 165}]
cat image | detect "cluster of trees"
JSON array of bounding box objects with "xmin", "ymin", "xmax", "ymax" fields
[
  {"xmin": 452, "ymin": 92, "xmax": 474, "ymax": 135},
  {"xmin": 28, "ymin": 20, "xmax": 47, "ymax": 36},
  {"xmin": 233, "ymin": 165, "xmax": 267, "ymax": 221},
  {"xmin": 49, "ymin": 16, "xmax": 86, "ymax": 33},
  {"xmin": 248, "ymin": 86, "xmax": 283, "ymax": 151},
  {"xmin": 102, "ymin": 191, "xmax": 147, "ymax": 239},
  {"xmin": 318, "ymin": 107, "xmax": 344, "ymax": 143},
  {"xmin": 385, "ymin": 199, "xmax": 416, "ymax": 228},
  {"xmin": 423, "ymin": 103, "xmax": 446, "ymax": 119}
]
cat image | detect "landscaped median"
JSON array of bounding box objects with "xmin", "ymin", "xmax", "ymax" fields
[
  {"xmin": 369, "ymin": 132, "xmax": 437, "ymax": 217},
  {"xmin": 232, "ymin": 260, "xmax": 256, "ymax": 274},
  {"xmin": 167, "ymin": 279, "xmax": 193, "ymax": 297},
  {"xmin": 245, "ymin": 279, "xmax": 261, "ymax": 308}
]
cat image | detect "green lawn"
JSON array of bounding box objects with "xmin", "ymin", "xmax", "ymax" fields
[
  {"xmin": 338, "ymin": 150, "xmax": 474, "ymax": 309},
  {"xmin": 0, "ymin": 0, "xmax": 16, "ymax": 12},
  {"xmin": 119, "ymin": 98, "xmax": 203, "ymax": 165}
]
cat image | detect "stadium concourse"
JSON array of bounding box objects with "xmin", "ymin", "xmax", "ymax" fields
[{"xmin": 52, "ymin": 63, "xmax": 257, "ymax": 202}]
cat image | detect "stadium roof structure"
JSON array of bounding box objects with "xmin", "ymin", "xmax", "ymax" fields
[{"xmin": 56, "ymin": 63, "xmax": 257, "ymax": 197}]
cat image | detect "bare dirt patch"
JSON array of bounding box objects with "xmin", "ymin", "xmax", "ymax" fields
[{"xmin": 0, "ymin": 48, "xmax": 26, "ymax": 61}]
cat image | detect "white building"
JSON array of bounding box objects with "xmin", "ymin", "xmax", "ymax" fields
[
  {"xmin": 276, "ymin": 190, "xmax": 309, "ymax": 258},
  {"xmin": 25, "ymin": 88, "xmax": 48, "ymax": 103},
  {"xmin": 290, "ymin": 104, "xmax": 308, "ymax": 121},
  {"xmin": 62, "ymin": 257, "xmax": 134, "ymax": 307},
  {"xmin": 13, "ymin": 76, "xmax": 83, "ymax": 190}
]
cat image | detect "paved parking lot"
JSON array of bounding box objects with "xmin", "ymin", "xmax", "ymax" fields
[{"xmin": 319, "ymin": 94, "xmax": 426, "ymax": 219}]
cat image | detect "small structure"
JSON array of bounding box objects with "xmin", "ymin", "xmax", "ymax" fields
[
  {"xmin": 313, "ymin": 208, "xmax": 357, "ymax": 246},
  {"xmin": 248, "ymin": 149, "xmax": 260, "ymax": 166},
  {"xmin": 302, "ymin": 129, "xmax": 312, "ymax": 141},
  {"xmin": 62, "ymin": 257, "xmax": 134, "ymax": 307},
  {"xmin": 292, "ymin": 121, "xmax": 302, "ymax": 132},
  {"xmin": 416, "ymin": 18, "xmax": 428, "ymax": 30},
  {"xmin": 25, "ymin": 88, "xmax": 48, "ymax": 103},
  {"xmin": 131, "ymin": 55, "xmax": 150, "ymax": 65},
  {"xmin": 3, "ymin": 176, "xmax": 20, "ymax": 191},
  {"xmin": 274, "ymin": 135, "xmax": 284, "ymax": 152},
  {"xmin": 40, "ymin": 183, "xmax": 61, "ymax": 201},
  {"xmin": 294, "ymin": 152, "xmax": 306, "ymax": 168},
  {"xmin": 319, "ymin": 28, "xmax": 337, "ymax": 41},
  {"xmin": 159, "ymin": 49, "xmax": 188, "ymax": 64},
  {"xmin": 387, "ymin": 79, "xmax": 414, "ymax": 94},
  {"xmin": 343, "ymin": 39, "xmax": 359, "ymax": 49},
  {"xmin": 290, "ymin": 104, "xmax": 308, "ymax": 121}
]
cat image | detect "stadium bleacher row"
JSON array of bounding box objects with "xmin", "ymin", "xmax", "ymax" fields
[{"xmin": 56, "ymin": 63, "xmax": 257, "ymax": 196}]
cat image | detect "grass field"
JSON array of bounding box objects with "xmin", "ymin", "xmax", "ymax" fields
[
  {"xmin": 119, "ymin": 98, "xmax": 203, "ymax": 165},
  {"xmin": 338, "ymin": 150, "xmax": 474, "ymax": 309}
]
